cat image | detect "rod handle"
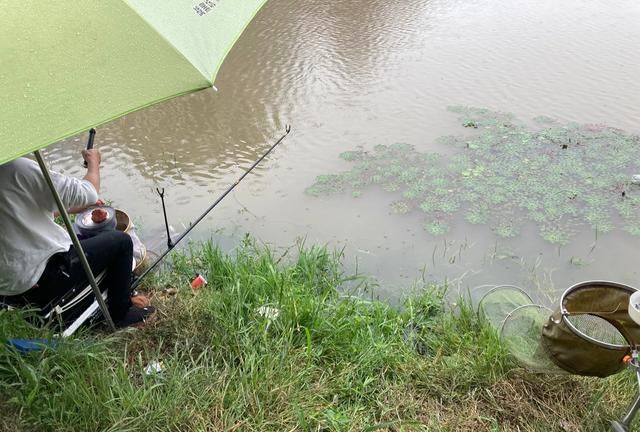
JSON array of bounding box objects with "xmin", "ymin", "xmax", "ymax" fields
[{"xmin": 84, "ymin": 128, "xmax": 96, "ymax": 167}]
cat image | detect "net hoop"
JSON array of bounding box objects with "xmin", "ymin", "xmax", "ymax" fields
[
  {"xmin": 476, "ymin": 284, "xmax": 532, "ymax": 314},
  {"xmin": 499, "ymin": 303, "xmax": 552, "ymax": 336},
  {"xmin": 470, "ymin": 284, "xmax": 498, "ymax": 314},
  {"xmin": 560, "ymin": 280, "xmax": 637, "ymax": 350}
]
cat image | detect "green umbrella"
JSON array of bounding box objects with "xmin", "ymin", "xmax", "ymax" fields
[
  {"xmin": 1, "ymin": 0, "xmax": 268, "ymax": 331},
  {"xmin": 1, "ymin": 0, "xmax": 267, "ymax": 163}
]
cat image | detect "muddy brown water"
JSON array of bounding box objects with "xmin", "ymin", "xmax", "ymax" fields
[{"xmin": 45, "ymin": 0, "xmax": 640, "ymax": 302}]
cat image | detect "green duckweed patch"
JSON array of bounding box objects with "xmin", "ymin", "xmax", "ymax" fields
[
  {"xmin": 0, "ymin": 240, "xmax": 636, "ymax": 431},
  {"xmin": 306, "ymin": 106, "xmax": 640, "ymax": 244}
]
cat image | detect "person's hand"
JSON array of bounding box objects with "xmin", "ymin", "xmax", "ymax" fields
[
  {"xmin": 95, "ymin": 198, "xmax": 106, "ymax": 207},
  {"xmin": 82, "ymin": 148, "xmax": 101, "ymax": 168}
]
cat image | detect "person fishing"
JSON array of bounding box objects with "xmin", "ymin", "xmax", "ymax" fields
[{"xmin": 0, "ymin": 149, "xmax": 155, "ymax": 328}]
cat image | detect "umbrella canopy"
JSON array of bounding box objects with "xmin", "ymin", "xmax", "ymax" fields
[{"xmin": 0, "ymin": 0, "xmax": 267, "ymax": 165}]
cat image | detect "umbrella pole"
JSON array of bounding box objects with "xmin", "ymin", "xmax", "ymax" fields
[{"xmin": 33, "ymin": 151, "xmax": 116, "ymax": 332}]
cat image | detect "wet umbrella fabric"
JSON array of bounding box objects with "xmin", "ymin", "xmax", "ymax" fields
[
  {"xmin": 0, "ymin": 0, "xmax": 267, "ymax": 165},
  {"xmin": 0, "ymin": 0, "xmax": 268, "ymax": 331}
]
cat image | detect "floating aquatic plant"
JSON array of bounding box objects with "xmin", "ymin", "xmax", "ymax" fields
[
  {"xmin": 306, "ymin": 106, "xmax": 640, "ymax": 243},
  {"xmin": 425, "ymin": 220, "xmax": 450, "ymax": 236},
  {"xmin": 541, "ymin": 226, "xmax": 571, "ymax": 245},
  {"xmin": 465, "ymin": 207, "xmax": 489, "ymax": 225},
  {"xmin": 391, "ymin": 200, "xmax": 411, "ymax": 214},
  {"xmin": 625, "ymin": 222, "xmax": 640, "ymax": 236},
  {"xmin": 305, "ymin": 174, "xmax": 344, "ymax": 196},
  {"xmin": 494, "ymin": 222, "xmax": 518, "ymax": 239}
]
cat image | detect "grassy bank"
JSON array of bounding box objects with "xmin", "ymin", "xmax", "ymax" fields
[{"xmin": 0, "ymin": 239, "xmax": 636, "ymax": 431}]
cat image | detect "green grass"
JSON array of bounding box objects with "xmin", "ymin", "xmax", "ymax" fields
[{"xmin": 0, "ymin": 239, "xmax": 637, "ymax": 431}]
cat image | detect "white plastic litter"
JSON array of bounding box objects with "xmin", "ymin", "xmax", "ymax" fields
[
  {"xmin": 256, "ymin": 306, "xmax": 280, "ymax": 320},
  {"xmin": 144, "ymin": 360, "xmax": 165, "ymax": 375}
]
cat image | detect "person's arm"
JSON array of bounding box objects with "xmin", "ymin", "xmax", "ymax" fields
[
  {"xmin": 59, "ymin": 149, "xmax": 102, "ymax": 214},
  {"xmin": 53, "ymin": 149, "xmax": 104, "ymax": 217},
  {"xmin": 82, "ymin": 149, "xmax": 101, "ymax": 193},
  {"xmin": 47, "ymin": 150, "xmax": 101, "ymax": 216},
  {"xmin": 63, "ymin": 199, "xmax": 105, "ymax": 215}
]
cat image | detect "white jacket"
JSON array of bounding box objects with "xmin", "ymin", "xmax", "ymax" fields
[{"xmin": 0, "ymin": 158, "xmax": 98, "ymax": 296}]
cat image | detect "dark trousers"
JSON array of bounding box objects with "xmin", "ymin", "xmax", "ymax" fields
[{"xmin": 22, "ymin": 231, "xmax": 133, "ymax": 323}]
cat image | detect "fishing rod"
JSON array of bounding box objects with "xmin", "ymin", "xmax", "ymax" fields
[{"xmin": 131, "ymin": 125, "xmax": 292, "ymax": 289}]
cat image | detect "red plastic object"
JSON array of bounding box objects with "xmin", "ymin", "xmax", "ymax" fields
[{"xmin": 191, "ymin": 274, "xmax": 207, "ymax": 289}]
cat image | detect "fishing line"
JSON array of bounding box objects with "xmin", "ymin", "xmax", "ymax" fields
[{"xmin": 131, "ymin": 125, "xmax": 291, "ymax": 289}]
